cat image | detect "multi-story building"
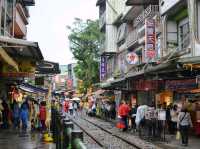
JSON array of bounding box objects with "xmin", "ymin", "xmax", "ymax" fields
[
  {"xmin": 53, "ymin": 64, "xmax": 78, "ymax": 92},
  {"xmin": 97, "ymin": 0, "xmax": 200, "ymax": 107},
  {"xmin": 0, "ymin": 0, "xmax": 43, "ymax": 99},
  {"xmin": 67, "ymin": 63, "xmax": 77, "ymax": 90}
]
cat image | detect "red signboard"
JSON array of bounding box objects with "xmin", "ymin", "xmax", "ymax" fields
[
  {"xmin": 132, "ymin": 80, "xmax": 164, "ymax": 91},
  {"xmin": 67, "ymin": 79, "xmax": 73, "ymax": 89},
  {"xmin": 165, "ymin": 79, "xmax": 197, "ymax": 90},
  {"xmin": 145, "ymin": 19, "xmax": 156, "ymax": 59},
  {"xmin": 0, "ymin": 72, "xmax": 35, "ymax": 78}
]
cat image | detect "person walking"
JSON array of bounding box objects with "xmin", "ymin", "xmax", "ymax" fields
[
  {"xmin": 166, "ymin": 103, "xmax": 172, "ymax": 134},
  {"xmin": 20, "ymin": 102, "xmax": 29, "ymax": 132},
  {"xmin": 130, "ymin": 104, "xmax": 138, "ymax": 132},
  {"xmin": 177, "ymin": 107, "xmax": 193, "ymax": 146},
  {"xmin": 145, "ymin": 103, "xmax": 156, "ymax": 138},
  {"xmin": 79, "ymin": 100, "xmax": 84, "ymax": 115},
  {"xmin": 170, "ymin": 104, "xmax": 179, "ymax": 134},
  {"xmin": 73, "ymin": 101, "xmax": 78, "ymax": 117},
  {"xmin": 118, "ymin": 100, "xmax": 130, "ymax": 131},
  {"xmin": 39, "ymin": 102, "xmax": 47, "ymax": 131},
  {"xmin": 13, "ymin": 101, "xmax": 20, "ymax": 129},
  {"xmin": 2, "ymin": 100, "xmax": 9, "ymax": 129},
  {"xmin": 63, "ymin": 99, "xmax": 69, "ymax": 113},
  {"xmin": 69, "ymin": 101, "xmax": 73, "ymax": 116}
]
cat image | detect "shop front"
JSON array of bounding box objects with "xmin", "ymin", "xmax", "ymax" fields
[
  {"xmin": 164, "ymin": 78, "xmax": 200, "ymax": 135},
  {"xmin": 130, "ymin": 79, "xmax": 165, "ymax": 106},
  {"xmin": 156, "ymin": 91, "xmax": 173, "ymax": 107}
]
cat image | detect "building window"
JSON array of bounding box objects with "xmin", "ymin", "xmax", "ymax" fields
[
  {"xmin": 117, "ymin": 23, "xmax": 127, "ymax": 46},
  {"xmin": 178, "ymin": 18, "xmax": 190, "ymax": 50}
]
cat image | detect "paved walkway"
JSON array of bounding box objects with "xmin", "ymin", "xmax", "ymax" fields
[
  {"xmin": 87, "ymin": 115, "xmax": 200, "ymax": 149},
  {"xmin": 0, "ymin": 129, "xmax": 55, "ymax": 149},
  {"xmin": 158, "ymin": 134, "xmax": 200, "ymax": 149}
]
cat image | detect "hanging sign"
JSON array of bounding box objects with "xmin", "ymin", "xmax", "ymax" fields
[
  {"xmin": 67, "ymin": 79, "xmax": 73, "ymax": 89},
  {"xmin": 145, "ymin": 19, "xmax": 156, "ymax": 60},
  {"xmin": 126, "ymin": 52, "xmax": 139, "ymax": 65},
  {"xmin": 165, "ymin": 79, "xmax": 197, "ymax": 90},
  {"xmin": 100, "ymin": 56, "xmax": 107, "ymax": 80}
]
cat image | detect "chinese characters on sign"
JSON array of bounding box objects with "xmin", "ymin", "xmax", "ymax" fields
[
  {"xmin": 165, "ymin": 79, "xmax": 197, "ymax": 90},
  {"xmin": 145, "ymin": 19, "xmax": 156, "ymax": 60},
  {"xmin": 100, "ymin": 56, "xmax": 107, "ymax": 80}
]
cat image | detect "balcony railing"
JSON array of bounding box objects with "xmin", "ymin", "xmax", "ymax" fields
[
  {"xmin": 126, "ymin": 29, "xmax": 138, "ymax": 48},
  {"xmin": 99, "ymin": 11, "xmax": 106, "ymax": 29},
  {"xmin": 134, "ymin": 5, "xmax": 159, "ymax": 27},
  {"xmin": 14, "ymin": 8, "xmax": 27, "ymax": 37},
  {"xmin": 16, "ymin": 3, "xmax": 29, "ymax": 25}
]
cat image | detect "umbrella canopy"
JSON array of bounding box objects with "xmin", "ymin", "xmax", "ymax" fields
[{"xmin": 71, "ymin": 97, "xmax": 80, "ymax": 101}]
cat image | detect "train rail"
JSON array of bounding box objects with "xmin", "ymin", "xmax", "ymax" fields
[{"xmin": 69, "ymin": 116, "xmax": 141, "ymax": 149}]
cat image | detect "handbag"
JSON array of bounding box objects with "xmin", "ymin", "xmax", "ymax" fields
[
  {"xmin": 116, "ymin": 118, "xmax": 125, "ymax": 129},
  {"xmin": 176, "ymin": 131, "xmax": 181, "ymax": 140}
]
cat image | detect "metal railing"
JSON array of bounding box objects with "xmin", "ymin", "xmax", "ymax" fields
[
  {"xmin": 134, "ymin": 5, "xmax": 159, "ymax": 27},
  {"xmin": 126, "ymin": 29, "xmax": 138, "ymax": 48},
  {"xmin": 51, "ymin": 109, "xmax": 87, "ymax": 149}
]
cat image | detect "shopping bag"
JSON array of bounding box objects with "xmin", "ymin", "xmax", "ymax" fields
[
  {"xmin": 116, "ymin": 119, "xmax": 125, "ymax": 129},
  {"xmin": 176, "ymin": 131, "xmax": 181, "ymax": 140}
]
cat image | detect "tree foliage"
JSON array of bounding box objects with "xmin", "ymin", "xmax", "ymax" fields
[{"xmin": 68, "ymin": 19, "xmax": 102, "ymax": 93}]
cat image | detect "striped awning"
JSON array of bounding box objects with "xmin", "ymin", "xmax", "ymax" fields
[
  {"xmin": 0, "ymin": 47, "xmax": 19, "ymax": 71},
  {"xmin": 19, "ymin": 83, "xmax": 48, "ymax": 94}
]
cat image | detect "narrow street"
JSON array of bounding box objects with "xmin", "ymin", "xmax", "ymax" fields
[
  {"xmin": 1, "ymin": 0, "xmax": 200, "ymax": 149},
  {"xmin": 0, "ymin": 129, "xmax": 55, "ymax": 149},
  {"xmin": 69, "ymin": 112, "xmax": 200, "ymax": 149}
]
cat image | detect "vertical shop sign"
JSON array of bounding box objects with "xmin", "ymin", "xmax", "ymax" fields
[
  {"xmin": 67, "ymin": 79, "xmax": 73, "ymax": 89},
  {"xmin": 100, "ymin": 56, "xmax": 107, "ymax": 80},
  {"xmin": 166, "ymin": 79, "xmax": 197, "ymax": 90},
  {"xmin": 145, "ymin": 19, "xmax": 156, "ymax": 60}
]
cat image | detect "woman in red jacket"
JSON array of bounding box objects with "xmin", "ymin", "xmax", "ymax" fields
[
  {"xmin": 39, "ymin": 101, "xmax": 46, "ymax": 131},
  {"xmin": 118, "ymin": 100, "xmax": 130, "ymax": 131}
]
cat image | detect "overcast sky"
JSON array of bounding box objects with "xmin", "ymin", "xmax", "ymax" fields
[{"xmin": 27, "ymin": 0, "xmax": 98, "ymax": 65}]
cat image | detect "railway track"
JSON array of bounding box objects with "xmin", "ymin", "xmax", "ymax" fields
[
  {"xmin": 71, "ymin": 118, "xmax": 104, "ymax": 148},
  {"xmin": 69, "ymin": 116, "xmax": 141, "ymax": 149},
  {"xmin": 82, "ymin": 118, "xmax": 141, "ymax": 149}
]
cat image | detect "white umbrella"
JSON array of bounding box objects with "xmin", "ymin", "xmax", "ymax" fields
[{"xmin": 71, "ymin": 97, "xmax": 80, "ymax": 101}]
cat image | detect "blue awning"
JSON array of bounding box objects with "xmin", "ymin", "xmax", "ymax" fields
[{"xmin": 19, "ymin": 83, "xmax": 48, "ymax": 94}]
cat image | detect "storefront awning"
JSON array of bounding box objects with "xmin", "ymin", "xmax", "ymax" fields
[
  {"xmin": 0, "ymin": 47, "xmax": 19, "ymax": 71},
  {"xmin": 19, "ymin": 83, "xmax": 48, "ymax": 94},
  {"xmin": 126, "ymin": 0, "xmax": 159, "ymax": 6},
  {"xmin": 22, "ymin": 0, "xmax": 35, "ymax": 6},
  {"xmin": 36, "ymin": 60, "xmax": 60, "ymax": 74},
  {"xmin": 0, "ymin": 36, "xmax": 43, "ymax": 61}
]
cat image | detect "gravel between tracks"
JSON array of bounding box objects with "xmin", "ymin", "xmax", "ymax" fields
[
  {"xmin": 72, "ymin": 116, "xmax": 138, "ymax": 149},
  {"xmin": 83, "ymin": 116, "xmax": 162, "ymax": 149}
]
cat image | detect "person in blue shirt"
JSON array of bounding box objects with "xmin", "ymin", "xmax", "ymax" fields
[
  {"xmin": 20, "ymin": 102, "xmax": 29, "ymax": 132},
  {"xmin": 13, "ymin": 101, "xmax": 20, "ymax": 129}
]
